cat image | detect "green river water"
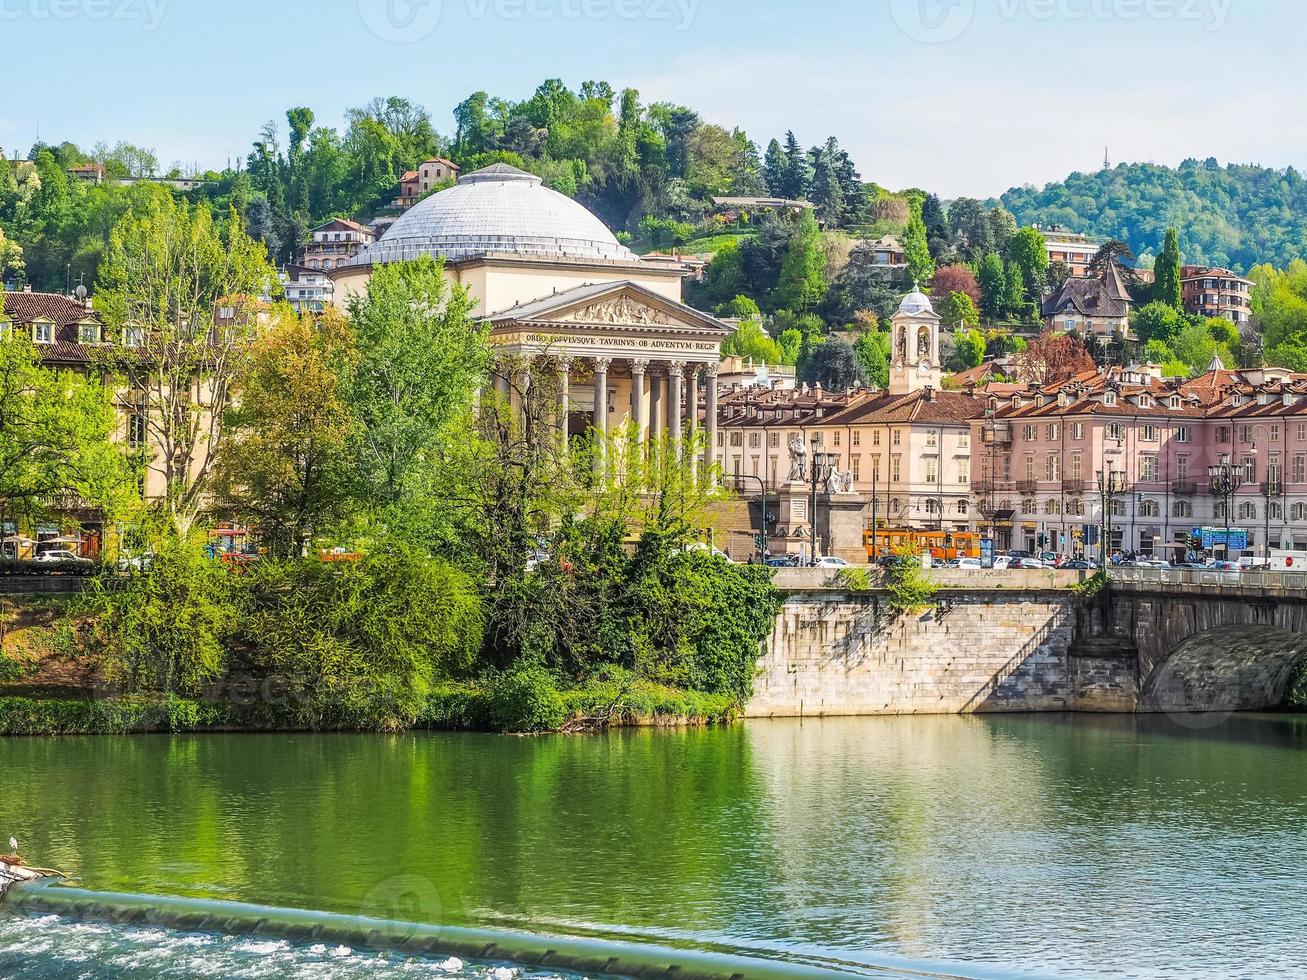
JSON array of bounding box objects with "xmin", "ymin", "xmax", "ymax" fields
[{"xmin": 2, "ymin": 713, "xmax": 1307, "ymax": 978}]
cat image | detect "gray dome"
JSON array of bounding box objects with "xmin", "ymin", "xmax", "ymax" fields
[
  {"xmin": 897, "ymin": 284, "xmax": 935, "ymax": 316},
  {"xmin": 352, "ymin": 165, "xmax": 635, "ymax": 266}
]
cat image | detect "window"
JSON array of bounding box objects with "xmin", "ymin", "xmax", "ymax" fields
[
  {"xmin": 1046, "ymin": 423, "xmax": 1060, "ymax": 441},
  {"xmin": 729, "ymin": 432, "xmax": 743, "ymax": 447},
  {"xmin": 1298, "ymin": 424, "xmax": 1306, "ymax": 442},
  {"xmin": 890, "ymin": 498, "xmax": 901, "ymax": 515},
  {"xmin": 1176, "ymin": 425, "xmax": 1192, "ymax": 444},
  {"xmin": 127, "ymin": 413, "xmax": 147, "ymax": 448},
  {"xmin": 891, "ymin": 456, "xmax": 902, "ymax": 482},
  {"xmin": 1068, "ymin": 498, "xmax": 1084, "ymax": 516},
  {"xmin": 1024, "ymin": 455, "xmax": 1036, "ymax": 481},
  {"xmin": 925, "ymin": 499, "xmax": 941, "ymax": 516},
  {"xmin": 749, "ymin": 432, "xmax": 761, "ymax": 449},
  {"xmin": 959, "ymin": 432, "xmax": 970, "ymax": 449},
  {"xmin": 851, "ymin": 456, "xmax": 860, "ymax": 482},
  {"xmin": 873, "ymin": 430, "xmax": 881, "ymax": 447},
  {"xmin": 1173, "ymin": 501, "xmax": 1193, "ymax": 519},
  {"xmin": 1022, "ymin": 499, "xmax": 1037, "ymax": 515},
  {"xmin": 852, "ymin": 430, "xmax": 861, "ymax": 448},
  {"xmin": 1045, "ymin": 499, "xmax": 1061, "ymax": 516},
  {"xmin": 957, "ymin": 501, "xmax": 968, "ymax": 516},
  {"xmin": 1238, "ymin": 501, "xmax": 1257, "ymax": 521},
  {"xmin": 769, "ymin": 432, "xmax": 780, "ymax": 448},
  {"xmin": 1140, "ymin": 455, "xmax": 1159, "ymax": 482},
  {"xmin": 926, "ymin": 430, "xmax": 938, "ymax": 448},
  {"xmin": 1023, "ymin": 424, "xmax": 1037, "ymax": 441},
  {"xmin": 1272, "ymin": 425, "xmax": 1281, "ymax": 443},
  {"xmin": 1295, "ymin": 456, "xmax": 1306, "ymax": 484},
  {"xmin": 1110, "ymin": 499, "xmax": 1127, "ymax": 518},
  {"xmin": 925, "ymin": 459, "xmax": 939, "ymax": 484},
  {"xmin": 1239, "ymin": 424, "xmax": 1254, "ymax": 444},
  {"xmin": 1046, "ymin": 454, "xmax": 1060, "ymax": 482},
  {"xmin": 1217, "ymin": 426, "xmax": 1230, "ymax": 443},
  {"xmin": 833, "ymin": 431, "xmax": 841, "ymax": 447},
  {"xmin": 1295, "ymin": 503, "xmax": 1307, "ymax": 522},
  {"xmin": 32, "ymin": 321, "xmax": 53, "ymax": 344},
  {"xmin": 1242, "ymin": 456, "xmax": 1255, "ymax": 482},
  {"xmin": 892, "ymin": 430, "xmax": 901, "ymax": 447},
  {"xmin": 1270, "ymin": 502, "xmax": 1284, "ymax": 520},
  {"xmin": 1139, "ymin": 500, "xmax": 1160, "ymax": 518},
  {"xmin": 1107, "ymin": 422, "xmax": 1123, "ymax": 441},
  {"xmin": 956, "ymin": 464, "xmax": 969, "ymax": 485},
  {"xmin": 1072, "ymin": 422, "xmax": 1085, "ymax": 440},
  {"xmin": 716, "ymin": 432, "xmax": 724, "ymax": 448},
  {"xmin": 1142, "ymin": 424, "xmax": 1157, "ymax": 442},
  {"xmin": 78, "ymin": 322, "xmax": 99, "ymax": 344}
]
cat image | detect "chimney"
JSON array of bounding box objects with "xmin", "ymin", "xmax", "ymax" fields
[{"xmin": 965, "ymin": 381, "xmax": 977, "ymax": 397}]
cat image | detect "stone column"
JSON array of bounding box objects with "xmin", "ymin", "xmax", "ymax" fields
[
  {"xmin": 593, "ymin": 356, "xmax": 611, "ymax": 477},
  {"xmin": 557, "ymin": 357, "xmax": 572, "ymax": 447},
  {"xmin": 687, "ymin": 365, "xmax": 700, "ymax": 439},
  {"xmin": 630, "ymin": 358, "xmax": 649, "ymax": 445},
  {"xmin": 668, "ymin": 359, "xmax": 686, "ymax": 461},
  {"xmin": 704, "ymin": 362, "xmax": 720, "ymax": 488},
  {"xmin": 649, "ymin": 366, "xmax": 664, "ymax": 442}
]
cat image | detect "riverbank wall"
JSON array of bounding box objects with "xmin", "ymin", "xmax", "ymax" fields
[{"xmin": 748, "ymin": 570, "xmax": 1136, "ymax": 717}]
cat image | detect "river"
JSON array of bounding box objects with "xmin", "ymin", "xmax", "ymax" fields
[{"xmin": 2, "ymin": 713, "xmax": 1306, "ymax": 978}]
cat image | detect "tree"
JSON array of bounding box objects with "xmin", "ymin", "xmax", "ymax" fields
[
  {"xmin": 341, "ymin": 255, "xmax": 490, "ymax": 513},
  {"xmin": 0, "ymin": 327, "xmax": 130, "ymax": 527},
  {"xmin": 1006, "ymin": 227, "xmax": 1050, "ymax": 306},
  {"xmin": 762, "ymin": 139, "xmax": 786, "ymax": 196},
  {"xmin": 902, "ymin": 203, "xmax": 935, "ymax": 286},
  {"xmin": 808, "ymin": 137, "xmax": 845, "ymax": 228},
  {"xmin": 771, "ymin": 211, "xmax": 827, "ymax": 313},
  {"xmin": 721, "ymin": 319, "xmax": 787, "ymax": 365},
  {"xmin": 1153, "ymin": 227, "xmax": 1184, "ymax": 309},
  {"xmin": 947, "ymin": 198, "xmax": 993, "ymax": 261},
  {"xmin": 977, "ymin": 252, "xmax": 1007, "ymax": 320},
  {"xmin": 949, "ymin": 329, "xmax": 986, "ymax": 371},
  {"xmin": 96, "ymin": 189, "xmax": 277, "ymax": 536},
  {"xmin": 920, "ymin": 194, "xmax": 951, "ymax": 259},
  {"xmin": 938, "ymin": 291, "xmax": 980, "ymax": 329},
  {"xmin": 1132, "ymin": 301, "xmax": 1186, "ymax": 345},
  {"xmin": 853, "ymin": 331, "xmax": 889, "ymax": 389},
  {"xmin": 931, "ymin": 264, "xmax": 981, "ymax": 305},
  {"xmin": 799, "ymin": 338, "xmax": 864, "ymax": 389},
  {"xmin": 779, "ymin": 131, "xmax": 809, "ymax": 200},
  {"xmin": 210, "ymin": 308, "xmax": 356, "ymax": 557},
  {"xmin": 1012, "ymin": 330, "xmax": 1095, "ymax": 384},
  {"xmin": 1090, "ymin": 239, "xmax": 1136, "ymax": 275}
]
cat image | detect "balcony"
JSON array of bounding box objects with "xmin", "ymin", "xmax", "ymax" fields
[
  {"xmin": 1171, "ymin": 481, "xmax": 1199, "ymax": 496},
  {"xmin": 1017, "ymin": 480, "xmax": 1039, "ymax": 495},
  {"xmin": 1062, "ymin": 479, "xmax": 1086, "ymax": 494}
]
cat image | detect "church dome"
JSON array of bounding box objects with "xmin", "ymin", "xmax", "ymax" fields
[
  {"xmin": 351, "ymin": 164, "xmax": 635, "ymax": 267},
  {"xmin": 897, "ymin": 284, "xmax": 935, "ymax": 317}
]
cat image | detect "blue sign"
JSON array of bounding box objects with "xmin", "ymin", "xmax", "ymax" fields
[
  {"xmin": 1196, "ymin": 527, "xmax": 1249, "ymax": 551},
  {"xmin": 980, "ymin": 538, "xmax": 995, "ymax": 569}
]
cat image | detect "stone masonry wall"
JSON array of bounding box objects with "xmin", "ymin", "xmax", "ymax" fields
[{"xmin": 747, "ymin": 589, "xmax": 1111, "ymax": 718}]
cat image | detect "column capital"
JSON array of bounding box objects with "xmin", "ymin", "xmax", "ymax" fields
[
  {"xmin": 704, "ymin": 361, "xmax": 721, "ymax": 379},
  {"xmin": 593, "ymin": 356, "xmax": 613, "ymax": 373},
  {"xmin": 667, "ymin": 358, "xmax": 688, "ymax": 372},
  {"xmin": 630, "ymin": 357, "xmax": 651, "ymax": 374},
  {"xmin": 556, "ymin": 355, "xmax": 575, "ymax": 372}
]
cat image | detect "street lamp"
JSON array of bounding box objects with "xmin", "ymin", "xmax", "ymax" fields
[
  {"xmin": 808, "ymin": 433, "xmax": 838, "ymax": 564},
  {"xmin": 1208, "ymin": 455, "xmax": 1244, "ymax": 562},
  {"xmin": 1262, "ymin": 475, "xmax": 1282, "ymax": 568},
  {"xmin": 1097, "ymin": 468, "xmax": 1128, "ymax": 566}
]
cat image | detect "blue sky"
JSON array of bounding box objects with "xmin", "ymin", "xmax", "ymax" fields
[{"xmin": 3, "ymin": 0, "xmax": 1303, "ymax": 198}]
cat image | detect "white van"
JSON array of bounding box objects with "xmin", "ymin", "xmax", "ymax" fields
[{"xmin": 1269, "ymin": 550, "xmax": 1307, "ymax": 571}]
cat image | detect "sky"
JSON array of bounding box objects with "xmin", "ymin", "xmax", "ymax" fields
[{"xmin": 4, "ymin": 0, "xmax": 1305, "ymax": 198}]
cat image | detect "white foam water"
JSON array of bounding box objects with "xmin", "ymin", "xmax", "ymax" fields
[{"xmin": 0, "ymin": 912, "xmax": 576, "ymax": 980}]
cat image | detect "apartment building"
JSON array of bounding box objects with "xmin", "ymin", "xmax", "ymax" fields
[
  {"xmin": 1040, "ymin": 228, "xmax": 1102, "ymax": 278},
  {"xmin": 298, "ymin": 219, "xmax": 375, "ymax": 271},
  {"xmin": 1181, "ymin": 265, "xmax": 1253, "ymax": 327}
]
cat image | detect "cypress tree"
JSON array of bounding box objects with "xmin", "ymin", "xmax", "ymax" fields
[{"xmin": 1154, "ymin": 227, "xmax": 1184, "ymax": 309}]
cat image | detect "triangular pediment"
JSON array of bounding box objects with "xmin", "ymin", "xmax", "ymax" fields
[{"xmin": 491, "ymin": 280, "xmax": 730, "ymax": 336}]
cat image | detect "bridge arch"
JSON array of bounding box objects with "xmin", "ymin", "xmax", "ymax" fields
[{"xmin": 1142, "ymin": 625, "xmax": 1307, "ymax": 712}]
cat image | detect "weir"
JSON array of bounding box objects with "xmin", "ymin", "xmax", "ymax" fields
[{"xmin": 1, "ymin": 882, "xmax": 928, "ymax": 980}]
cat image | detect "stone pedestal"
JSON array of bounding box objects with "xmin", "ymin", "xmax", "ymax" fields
[{"xmin": 769, "ymin": 485, "xmax": 868, "ymax": 563}]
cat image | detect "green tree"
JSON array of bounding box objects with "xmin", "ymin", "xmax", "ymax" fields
[
  {"xmin": 341, "ymin": 255, "xmax": 490, "ymax": 512},
  {"xmin": 210, "ymin": 308, "xmax": 356, "ymax": 557},
  {"xmin": 977, "ymin": 252, "xmax": 1006, "ymax": 320},
  {"xmin": 799, "ymin": 337, "xmax": 863, "ymax": 389},
  {"xmin": 853, "ymin": 331, "xmax": 890, "ymax": 389},
  {"xmin": 96, "ymin": 188, "xmax": 277, "ymax": 536},
  {"xmin": 1006, "ymin": 227, "xmax": 1050, "ymax": 306},
  {"xmin": 1153, "ymin": 227, "xmax": 1183, "ymax": 308},
  {"xmin": 762, "ymin": 139, "xmax": 786, "ymax": 196},
  {"xmin": 770, "ymin": 211, "xmax": 827, "ymax": 313},
  {"xmin": 721, "ymin": 319, "xmax": 786, "ymax": 365},
  {"xmin": 938, "ymin": 291, "xmax": 980, "ymax": 328},
  {"xmin": 902, "ymin": 203, "xmax": 935, "ymax": 286},
  {"xmin": 950, "ymin": 329, "xmax": 986, "ymax": 370},
  {"xmin": 779, "ymin": 131, "xmax": 810, "ymax": 200},
  {"xmin": 1132, "ymin": 301, "xmax": 1185, "ymax": 344}
]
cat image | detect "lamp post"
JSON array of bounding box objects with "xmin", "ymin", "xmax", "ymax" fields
[
  {"xmin": 1097, "ymin": 468, "xmax": 1128, "ymax": 566},
  {"xmin": 1208, "ymin": 455, "xmax": 1244, "ymax": 562},
  {"xmin": 1262, "ymin": 475, "xmax": 1282, "ymax": 567},
  {"xmin": 808, "ymin": 433, "xmax": 837, "ymax": 565}
]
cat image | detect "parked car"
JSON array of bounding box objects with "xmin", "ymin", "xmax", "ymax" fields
[
  {"xmin": 1062, "ymin": 559, "xmax": 1095, "ymax": 570},
  {"xmin": 991, "ymin": 556, "xmax": 1013, "ymax": 571},
  {"xmin": 764, "ymin": 555, "xmax": 800, "ymax": 568},
  {"xmin": 953, "ymin": 558, "xmax": 983, "ymax": 570},
  {"xmin": 1008, "ymin": 557, "xmax": 1046, "ymax": 569},
  {"xmin": 814, "ymin": 556, "xmax": 851, "ymax": 569},
  {"xmin": 877, "ymin": 554, "xmax": 918, "ymax": 569},
  {"xmin": 33, "ymin": 549, "xmax": 89, "ymax": 564}
]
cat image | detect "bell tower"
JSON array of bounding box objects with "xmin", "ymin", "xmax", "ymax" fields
[{"xmin": 889, "ymin": 284, "xmax": 942, "ymax": 395}]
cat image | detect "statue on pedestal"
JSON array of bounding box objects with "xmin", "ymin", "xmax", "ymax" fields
[{"xmin": 786, "ymin": 435, "xmax": 809, "ymax": 482}]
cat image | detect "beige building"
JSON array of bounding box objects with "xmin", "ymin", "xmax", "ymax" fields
[{"xmin": 331, "ymin": 164, "xmax": 731, "ymax": 473}]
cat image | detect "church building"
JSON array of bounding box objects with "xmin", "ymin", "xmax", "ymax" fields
[{"xmin": 330, "ymin": 164, "xmax": 731, "ymax": 472}]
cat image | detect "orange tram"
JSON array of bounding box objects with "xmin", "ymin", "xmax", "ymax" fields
[{"xmin": 863, "ymin": 528, "xmax": 983, "ymax": 562}]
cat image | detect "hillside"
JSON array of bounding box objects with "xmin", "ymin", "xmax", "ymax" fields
[{"xmin": 999, "ymin": 159, "xmax": 1307, "ymax": 273}]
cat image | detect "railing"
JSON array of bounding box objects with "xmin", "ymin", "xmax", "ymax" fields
[
  {"xmin": 1171, "ymin": 481, "xmax": 1198, "ymax": 496},
  {"xmin": 1111, "ymin": 566, "xmax": 1307, "ymax": 594},
  {"xmin": 1062, "ymin": 479, "xmax": 1086, "ymax": 494},
  {"xmin": 1016, "ymin": 480, "xmax": 1039, "ymax": 495}
]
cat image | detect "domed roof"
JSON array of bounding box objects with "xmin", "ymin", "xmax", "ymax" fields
[
  {"xmin": 351, "ymin": 164, "xmax": 635, "ymax": 267},
  {"xmin": 896, "ymin": 283, "xmax": 936, "ymax": 317}
]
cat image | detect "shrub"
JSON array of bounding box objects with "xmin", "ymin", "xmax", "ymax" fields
[
  {"xmin": 486, "ymin": 664, "xmax": 565, "ymax": 733},
  {"xmin": 884, "ymin": 549, "xmax": 937, "ymax": 615}
]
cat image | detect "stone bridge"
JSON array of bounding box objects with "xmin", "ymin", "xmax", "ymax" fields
[
  {"xmin": 747, "ymin": 568, "xmax": 1307, "ymax": 718},
  {"xmin": 1106, "ymin": 568, "xmax": 1307, "ymax": 713}
]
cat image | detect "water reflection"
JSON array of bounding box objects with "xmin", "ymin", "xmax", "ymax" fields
[{"xmin": 2, "ymin": 714, "xmax": 1306, "ymax": 978}]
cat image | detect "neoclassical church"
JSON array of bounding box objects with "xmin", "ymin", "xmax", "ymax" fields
[{"xmin": 330, "ymin": 164, "xmax": 731, "ymax": 467}]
